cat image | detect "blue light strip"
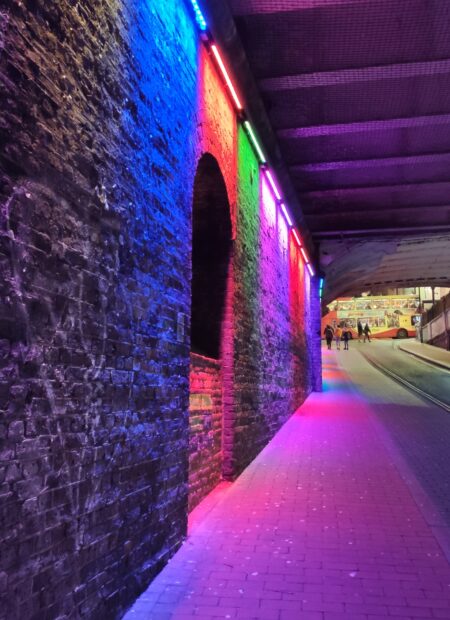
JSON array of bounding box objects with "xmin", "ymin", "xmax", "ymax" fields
[
  {"xmin": 319, "ymin": 278, "xmax": 324, "ymax": 298},
  {"xmin": 190, "ymin": 0, "xmax": 207, "ymax": 31}
]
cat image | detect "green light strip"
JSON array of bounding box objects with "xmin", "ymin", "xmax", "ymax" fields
[{"xmin": 243, "ymin": 120, "xmax": 267, "ymax": 164}]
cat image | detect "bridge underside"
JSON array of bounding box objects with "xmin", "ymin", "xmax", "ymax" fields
[{"xmin": 229, "ymin": 0, "xmax": 450, "ymax": 300}]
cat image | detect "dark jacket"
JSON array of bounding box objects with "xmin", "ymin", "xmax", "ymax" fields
[{"xmin": 324, "ymin": 326, "xmax": 333, "ymax": 340}]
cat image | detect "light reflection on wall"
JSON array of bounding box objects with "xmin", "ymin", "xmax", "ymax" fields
[{"xmin": 261, "ymin": 174, "xmax": 277, "ymax": 233}]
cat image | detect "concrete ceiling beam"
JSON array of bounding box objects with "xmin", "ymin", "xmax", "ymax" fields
[
  {"xmin": 291, "ymin": 153, "xmax": 450, "ymax": 173},
  {"xmin": 303, "ymin": 204, "xmax": 450, "ymax": 217},
  {"xmin": 229, "ymin": 0, "xmax": 375, "ymax": 16},
  {"xmin": 312, "ymin": 224, "xmax": 450, "ymax": 239},
  {"xmin": 260, "ymin": 59, "xmax": 450, "ymax": 91},
  {"xmin": 277, "ymin": 114, "xmax": 450, "ymax": 139},
  {"xmin": 299, "ymin": 180, "xmax": 450, "ymax": 200}
]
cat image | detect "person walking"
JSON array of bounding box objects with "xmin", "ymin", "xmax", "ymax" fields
[
  {"xmin": 363, "ymin": 322, "xmax": 371, "ymax": 343},
  {"xmin": 343, "ymin": 327, "xmax": 350, "ymax": 350},
  {"xmin": 357, "ymin": 320, "xmax": 363, "ymax": 342},
  {"xmin": 324, "ymin": 324, "xmax": 334, "ymax": 350},
  {"xmin": 334, "ymin": 325, "xmax": 342, "ymax": 350}
]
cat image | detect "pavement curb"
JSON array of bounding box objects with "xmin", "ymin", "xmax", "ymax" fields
[{"xmin": 397, "ymin": 344, "xmax": 450, "ymax": 372}]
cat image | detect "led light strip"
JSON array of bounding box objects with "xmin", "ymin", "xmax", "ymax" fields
[
  {"xmin": 243, "ymin": 121, "xmax": 266, "ymax": 164},
  {"xmin": 292, "ymin": 229, "xmax": 302, "ymax": 248},
  {"xmin": 188, "ymin": 0, "xmax": 315, "ymax": 276},
  {"xmin": 280, "ymin": 202, "xmax": 293, "ymax": 227},
  {"xmin": 264, "ymin": 169, "xmax": 281, "ymax": 201},
  {"xmin": 300, "ymin": 246, "xmax": 309, "ymax": 263},
  {"xmin": 190, "ymin": 0, "xmax": 207, "ymax": 31},
  {"xmin": 319, "ymin": 278, "xmax": 324, "ymax": 298},
  {"xmin": 210, "ymin": 45, "xmax": 243, "ymax": 111}
]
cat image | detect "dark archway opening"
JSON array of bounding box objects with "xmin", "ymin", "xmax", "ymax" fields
[
  {"xmin": 191, "ymin": 153, "xmax": 232, "ymax": 359},
  {"xmin": 188, "ymin": 154, "xmax": 232, "ymax": 512}
]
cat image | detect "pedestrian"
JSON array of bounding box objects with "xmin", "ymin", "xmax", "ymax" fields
[
  {"xmin": 324, "ymin": 324, "xmax": 334, "ymax": 350},
  {"xmin": 363, "ymin": 322, "xmax": 371, "ymax": 343},
  {"xmin": 343, "ymin": 327, "xmax": 350, "ymax": 350},
  {"xmin": 334, "ymin": 325, "xmax": 342, "ymax": 350},
  {"xmin": 357, "ymin": 320, "xmax": 363, "ymax": 342}
]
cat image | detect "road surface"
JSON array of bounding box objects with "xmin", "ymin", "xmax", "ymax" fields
[
  {"xmin": 338, "ymin": 340, "xmax": 450, "ymax": 534},
  {"xmin": 351, "ymin": 338, "xmax": 450, "ymax": 409}
]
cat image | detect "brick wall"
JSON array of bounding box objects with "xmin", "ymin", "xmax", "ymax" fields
[
  {"xmin": 227, "ymin": 128, "xmax": 317, "ymax": 476},
  {"xmin": 0, "ymin": 1, "xmax": 198, "ymax": 618},
  {"xmin": 309, "ymin": 277, "xmax": 323, "ymax": 392},
  {"xmin": 0, "ymin": 1, "xmax": 320, "ymax": 618},
  {"xmin": 188, "ymin": 354, "xmax": 223, "ymax": 512}
]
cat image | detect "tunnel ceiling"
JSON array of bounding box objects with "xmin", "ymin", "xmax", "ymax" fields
[{"xmin": 227, "ymin": 0, "xmax": 450, "ymax": 300}]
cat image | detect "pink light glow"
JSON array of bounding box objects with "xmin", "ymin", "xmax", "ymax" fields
[
  {"xmin": 306, "ymin": 262, "xmax": 315, "ymax": 277},
  {"xmin": 300, "ymin": 246, "xmax": 309, "ymax": 263},
  {"xmin": 261, "ymin": 174, "xmax": 277, "ymax": 230},
  {"xmin": 280, "ymin": 202, "xmax": 293, "ymax": 227},
  {"xmin": 264, "ymin": 169, "xmax": 282, "ymax": 201},
  {"xmin": 210, "ymin": 45, "xmax": 243, "ymax": 111},
  {"xmin": 278, "ymin": 206, "xmax": 289, "ymax": 256},
  {"xmin": 292, "ymin": 229, "xmax": 302, "ymax": 247}
]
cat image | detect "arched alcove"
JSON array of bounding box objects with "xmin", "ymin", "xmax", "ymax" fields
[
  {"xmin": 189, "ymin": 153, "xmax": 232, "ymax": 512},
  {"xmin": 191, "ymin": 153, "xmax": 232, "ymax": 359}
]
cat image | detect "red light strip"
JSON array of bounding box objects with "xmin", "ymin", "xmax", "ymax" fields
[
  {"xmin": 192, "ymin": 17, "xmax": 315, "ymax": 274},
  {"xmin": 292, "ymin": 229, "xmax": 302, "ymax": 247},
  {"xmin": 300, "ymin": 247, "xmax": 309, "ymax": 263},
  {"xmin": 210, "ymin": 44, "xmax": 243, "ymax": 111}
]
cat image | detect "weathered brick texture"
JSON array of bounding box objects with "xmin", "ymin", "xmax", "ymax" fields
[
  {"xmin": 0, "ymin": 1, "xmax": 197, "ymax": 618},
  {"xmin": 228, "ymin": 129, "xmax": 317, "ymax": 476},
  {"xmin": 188, "ymin": 354, "xmax": 222, "ymax": 512},
  {"xmin": 0, "ymin": 1, "xmax": 320, "ymax": 618}
]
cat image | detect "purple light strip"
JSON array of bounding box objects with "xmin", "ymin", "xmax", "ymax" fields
[
  {"xmin": 264, "ymin": 169, "xmax": 282, "ymax": 201},
  {"xmin": 280, "ymin": 202, "xmax": 293, "ymax": 227}
]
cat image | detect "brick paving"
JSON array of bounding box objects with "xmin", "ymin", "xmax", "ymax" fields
[{"xmin": 123, "ymin": 350, "xmax": 450, "ymax": 620}]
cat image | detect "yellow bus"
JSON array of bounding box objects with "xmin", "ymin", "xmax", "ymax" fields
[{"xmin": 322, "ymin": 294, "xmax": 421, "ymax": 339}]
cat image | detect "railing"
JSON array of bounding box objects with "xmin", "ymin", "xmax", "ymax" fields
[{"xmin": 420, "ymin": 292, "xmax": 450, "ymax": 350}]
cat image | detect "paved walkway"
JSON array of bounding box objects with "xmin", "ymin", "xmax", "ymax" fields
[
  {"xmin": 397, "ymin": 340, "xmax": 450, "ymax": 371},
  {"xmin": 123, "ymin": 350, "xmax": 450, "ymax": 620}
]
